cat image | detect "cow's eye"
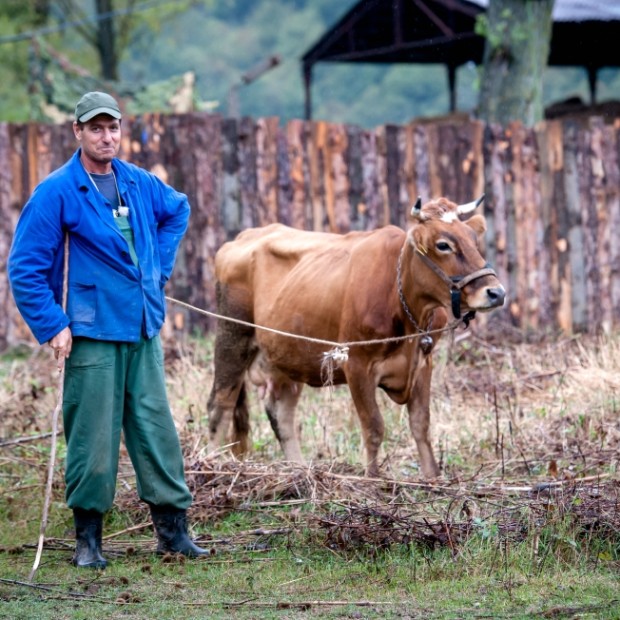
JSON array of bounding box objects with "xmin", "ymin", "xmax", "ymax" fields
[{"xmin": 436, "ymin": 241, "xmax": 452, "ymax": 253}]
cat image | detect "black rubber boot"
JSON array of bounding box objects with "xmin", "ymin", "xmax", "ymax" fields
[
  {"xmin": 72, "ymin": 509, "xmax": 107, "ymax": 569},
  {"xmin": 150, "ymin": 505, "xmax": 209, "ymax": 557}
]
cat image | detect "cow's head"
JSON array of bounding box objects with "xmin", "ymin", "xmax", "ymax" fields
[{"xmin": 406, "ymin": 195, "xmax": 505, "ymax": 319}]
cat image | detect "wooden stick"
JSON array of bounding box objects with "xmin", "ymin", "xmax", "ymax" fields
[{"xmin": 29, "ymin": 232, "xmax": 69, "ymax": 582}]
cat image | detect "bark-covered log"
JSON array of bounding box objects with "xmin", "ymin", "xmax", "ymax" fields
[
  {"xmin": 221, "ymin": 117, "xmax": 242, "ymax": 239},
  {"xmin": 309, "ymin": 121, "xmax": 327, "ymax": 231},
  {"xmin": 0, "ymin": 124, "xmax": 16, "ymax": 349},
  {"xmin": 255, "ymin": 117, "xmax": 279, "ymax": 226},
  {"xmin": 238, "ymin": 116, "xmax": 258, "ymax": 231},
  {"xmin": 536, "ymin": 120, "xmax": 564, "ymax": 331},
  {"xmin": 346, "ymin": 125, "xmax": 365, "ymax": 230},
  {"xmin": 606, "ymin": 121, "xmax": 620, "ymax": 327},
  {"xmin": 286, "ymin": 120, "xmax": 310, "ymax": 231},
  {"xmin": 360, "ymin": 128, "xmax": 382, "ymax": 231},
  {"xmin": 328, "ymin": 123, "xmax": 350, "ymax": 233},
  {"xmin": 563, "ymin": 121, "xmax": 588, "ymax": 333}
]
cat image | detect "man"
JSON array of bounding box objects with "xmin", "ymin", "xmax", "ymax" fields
[{"xmin": 8, "ymin": 91, "xmax": 208, "ymax": 568}]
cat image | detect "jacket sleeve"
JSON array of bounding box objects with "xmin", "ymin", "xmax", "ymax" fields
[
  {"xmin": 149, "ymin": 175, "xmax": 191, "ymax": 285},
  {"xmin": 8, "ymin": 185, "xmax": 70, "ymax": 345}
]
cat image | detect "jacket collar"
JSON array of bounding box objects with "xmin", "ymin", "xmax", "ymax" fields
[{"xmin": 72, "ymin": 148, "xmax": 135, "ymax": 194}]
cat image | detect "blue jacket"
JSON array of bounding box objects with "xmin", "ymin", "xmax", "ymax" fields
[{"xmin": 8, "ymin": 149, "xmax": 190, "ymax": 344}]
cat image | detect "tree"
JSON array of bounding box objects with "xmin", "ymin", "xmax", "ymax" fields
[
  {"xmin": 52, "ymin": 0, "xmax": 150, "ymax": 81},
  {"xmin": 0, "ymin": 0, "xmax": 213, "ymax": 120},
  {"xmin": 477, "ymin": 0, "xmax": 555, "ymax": 126},
  {"xmin": 0, "ymin": 0, "xmax": 209, "ymax": 88}
]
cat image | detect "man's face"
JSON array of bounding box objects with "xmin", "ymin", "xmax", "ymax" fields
[{"xmin": 73, "ymin": 114, "xmax": 121, "ymax": 171}]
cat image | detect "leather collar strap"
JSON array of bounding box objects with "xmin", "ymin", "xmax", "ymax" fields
[{"xmin": 415, "ymin": 250, "xmax": 497, "ymax": 319}]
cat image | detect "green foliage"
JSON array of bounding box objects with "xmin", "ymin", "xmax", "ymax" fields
[
  {"xmin": 476, "ymin": 7, "xmax": 532, "ymax": 62},
  {"xmin": 0, "ymin": 0, "xmax": 618, "ymax": 126}
]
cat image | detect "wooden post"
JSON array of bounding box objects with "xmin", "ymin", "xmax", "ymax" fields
[
  {"xmin": 309, "ymin": 121, "xmax": 327, "ymax": 231},
  {"xmin": 287, "ymin": 119, "xmax": 310, "ymax": 230},
  {"xmin": 383, "ymin": 125, "xmax": 401, "ymax": 226},
  {"xmin": 0, "ymin": 124, "xmax": 13, "ymax": 349},
  {"xmin": 360, "ymin": 128, "xmax": 381, "ymax": 230},
  {"xmin": 346, "ymin": 125, "xmax": 365, "ymax": 230},
  {"xmin": 328, "ymin": 123, "xmax": 350, "ymax": 232},
  {"xmin": 221, "ymin": 117, "xmax": 242, "ymax": 239},
  {"xmin": 412, "ymin": 123, "xmax": 431, "ymax": 203},
  {"xmin": 276, "ymin": 124, "xmax": 292, "ymax": 226},
  {"xmin": 400, "ymin": 124, "xmax": 417, "ymax": 227},
  {"xmin": 256, "ymin": 117, "xmax": 279, "ymax": 226},
  {"xmin": 606, "ymin": 120, "xmax": 620, "ymax": 328},
  {"xmin": 536, "ymin": 120, "xmax": 565, "ymax": 330},
  {"xmin": 563, "ymin": 121, "xmax": 587, "ymax": 333},
  {"xmin": 238, "ymin": 116, "xmax": 258, "ymax": 231},
  {"xmin": 589, "ymin": 118, "xmax": 613, "ymax": 332},
  {"xmin": 482, "ymin": 123, "xmax": 511, "ymax": 324}
]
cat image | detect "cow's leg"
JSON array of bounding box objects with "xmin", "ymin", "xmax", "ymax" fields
[
  {"xmin": 264, "ymin": 380, "xmax": 304, "ymax": 463},
  {"xmin": 207, "ymin": 287, "xmax": 256, "ymax": 456},
  {"xmin": 407, "ymin": 357, "xmax": 440, "ymax": 478},
  {"xmin": 230, "ymin": 384, "xmax": 251, "ymax": 457},
  {"xmin": 207, "ymin": 357, "xmax": 250, "ymax": 456},
  {"xmin": 345, "ymin": 366, "xmax": 384, "ymax": 478}
]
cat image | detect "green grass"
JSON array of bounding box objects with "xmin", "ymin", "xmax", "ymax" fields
[
  {"xmin": 1, "ymin": 546, "xmax": 618, "ymax": 619},
  {"xmin": 1, "ymin": 537, "xmax": 619, "ymax": 619},
  {"xmin": 1, "ymin": 487, "xmax": 619, "ymax": 620}
]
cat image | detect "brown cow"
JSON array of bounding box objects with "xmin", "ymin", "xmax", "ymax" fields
[{"xmin": 207, "ymin": 197, "xmax": 505, "ymax": 478}]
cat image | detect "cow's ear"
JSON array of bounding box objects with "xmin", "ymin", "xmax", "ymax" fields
[
  {"xmin": 465, "ymin": 214, "xmax": 486, "ymax": 236},
  {"xmin": 411, "ymin": 223, "xmax": 430, "ymax": 253}
]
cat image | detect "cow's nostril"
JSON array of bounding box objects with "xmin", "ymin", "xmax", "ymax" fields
[{"xmin": 487, "ymin": 287, "xmax": 506, "ymax": 306}]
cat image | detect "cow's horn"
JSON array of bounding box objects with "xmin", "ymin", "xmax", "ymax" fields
[
  {"xmin": 457, "ymin": 194, "xmax": 485, "ymax": 215},
  {"xmin": 410, "ymin": 196, "xmax": 422, "ymax": 217}
]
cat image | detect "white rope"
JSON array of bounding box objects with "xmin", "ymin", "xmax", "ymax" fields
[{"xmin": 166, "ymin": 296, "xmax": 464, "ymax": 363}]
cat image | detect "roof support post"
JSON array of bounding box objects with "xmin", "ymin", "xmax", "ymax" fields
[
  {"xmin": 587, "ymin": 66, "xmax": 598, "ymax": 105},
  {"xmin": 303, "ymin": 64, "xmax": 313, "ymax": 120},
  {"xmin": 447, "ymin": 63, "xmax": 457, "ymax": 112}
]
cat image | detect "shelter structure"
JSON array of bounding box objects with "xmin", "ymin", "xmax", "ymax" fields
[{"xmin": 301, "ymin": 0, "xmax": 620, "ymax": 119}]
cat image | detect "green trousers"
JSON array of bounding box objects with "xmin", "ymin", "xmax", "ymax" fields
[{"xmin": 62, "ymin": 336, "xmax": 192, "ymax": 513}]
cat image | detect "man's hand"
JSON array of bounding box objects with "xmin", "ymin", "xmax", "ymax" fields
[{"xmin": 48, "ymin": 327, "xmax": 72, "ymax": 370}]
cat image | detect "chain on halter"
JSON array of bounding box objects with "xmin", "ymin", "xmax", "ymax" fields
[{"xmin": 396, "ymin": 245, "xmax": 435, "ymax": 354}]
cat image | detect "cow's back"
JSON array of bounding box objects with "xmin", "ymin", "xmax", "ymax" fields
[
  {"xmin": 216, "ymin": 224, "xmax": 339, "ymax": 286},
  {"xmin": 215, "ymin": 223, "xmax": 404, "ymax": 341}
]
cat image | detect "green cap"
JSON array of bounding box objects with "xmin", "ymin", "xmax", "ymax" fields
[{"xmin": 75, "ymin": 91, "xmax": 122, "ymax": 122}]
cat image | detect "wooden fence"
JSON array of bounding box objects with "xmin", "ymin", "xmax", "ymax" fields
[{"xmin": 0, "ymin": 112, "xmax": 619, "ymax": 349}]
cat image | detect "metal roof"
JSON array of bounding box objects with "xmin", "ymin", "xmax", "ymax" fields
[{"xmin": 470, "ymin": 0, "xmax": 620, "ymax": 21}]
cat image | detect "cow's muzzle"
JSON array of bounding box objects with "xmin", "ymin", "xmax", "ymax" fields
[
  {"xmin": 449, "ymin": 265, "xmax": 505, "ymax": 319},
  {"xmin": 416, "ymin": 252, "xmax": 505, "ymax": 320}
]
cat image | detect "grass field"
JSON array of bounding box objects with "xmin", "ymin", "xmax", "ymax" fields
[{"xmin": 0, "ymin": 324, "xmax": 619, "ymax": 619}]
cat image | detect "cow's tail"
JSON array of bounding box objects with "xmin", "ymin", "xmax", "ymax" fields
[{"xmin": 231, "ymin": 382, "xmax": 251, "ymax": 457}]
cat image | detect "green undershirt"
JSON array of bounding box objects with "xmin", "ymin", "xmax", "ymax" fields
[{"xmin": 114, "ymin": 215, "xmax": 139, "ymax": 267}]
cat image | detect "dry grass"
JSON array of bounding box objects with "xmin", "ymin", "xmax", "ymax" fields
[
  {"xmin": 1, "ymin": 323, "xmax": 619, "ymax": 557},
  {"xmin": 160, "ymin": 323, "xmax": 620, "ymax": 479}
]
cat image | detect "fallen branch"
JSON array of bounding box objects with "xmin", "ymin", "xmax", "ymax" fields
[
  {"xmin": 103, "ymin": 522, "xmax": 152, "ymax": 540},
  {"xmin": 0, "ymin": 431, "xmax": 61, "ymax": 449},
  {"xmin": 225, "ymin": 599, "xmax": 396, "ymax": 609}
]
